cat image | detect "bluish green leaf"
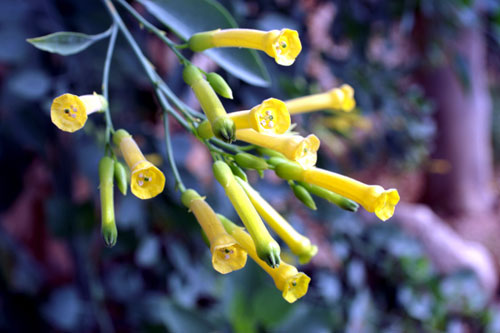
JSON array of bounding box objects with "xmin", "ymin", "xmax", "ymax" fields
[
  {"xmin": 27, "ymin": 29, "xmax": 110, "ymax": 56},
  {"xmin": 138, "ymin": 0, "xmax": 271, "ymax": 87}
]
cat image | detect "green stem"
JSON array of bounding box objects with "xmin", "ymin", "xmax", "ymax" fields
[
  {"xmin": 102, "ymin": 0, "xmax": 190, "ymax": 131},
  {"xmin": 210, "ymin": 138, "xmax": 246, "ymax": 154},
  {"xmin": 116, "ymin": 0, "xmax": 188, "ymax": 64},
  {"xmin": 163, "ymin": 109, "xmax": 186, "ymax": 193},
  {"xmin": 102, "ymin": 23, "xmax": 118, "ymax": 146}
]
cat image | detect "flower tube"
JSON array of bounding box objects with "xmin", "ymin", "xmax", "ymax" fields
[
  {"xmin": 113, "ymin": 129, "xmax": 165, "ymax": 200},
  {"xmin": 236, "ymin": 177, "xmax": 318, "ymax": 264},
  {"xmin": 50, "ymin": 93, "xmax": 107, "ymax": 132},
  {"xmin": 189, "ymin": 28, "xmax": 302, "ymax": 66},
  {"xmin": 236, "ymin": 129, "xmax": 320, "ymax": 168},
  {"xmin": 285, "ymin": 84, "xmax": 356, "ymax": 115},
  {"xmin": 196, "ymin": 98, "xmax": 291, "ymax": 139},
  {"xmin": 275, "ymin": 161, "xmax": 400, "ymax": 221},
  {"xmin": 183, "ymin": 65, "xmax": 235, "ymax": 142},
  {"xmin": 219, "ymin": 215, "xmax": 310, "ymax": 303},
  {"xmin": 213, "ymin": 161, "xmax": 280, "ymax": 268},
  {"xmin": 181, "ymin": 189, "xmax": 247, "ymax": 274}
]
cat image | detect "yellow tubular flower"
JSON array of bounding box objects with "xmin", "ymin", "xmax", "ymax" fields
[
  {"xmin": 236, "ymin": 129, "xmax": 320, "ymax": 168},
  {"xmin": 236, "ymin": 177, "xmax": 318, "ymax": 264},
  {"xmin": 181, "ymin": 189, "xmax": 247, "ymax": 274},
  {"xmin": 189, "ymin": 29, "xmax": 302, "ymax": 66},
  {"xmin": 219, "ymin": 215, "xmax": 310, "ymax": 303},
  {"xmin": 113, "ymin": 129, "xmax": 165, "ymax": 200},
  {"xmin": 213, "ymin": 161, "xmax": 281, "ymax": 268},
  {"xmin": 275, "ymin": 162, "xmax": 400, "ymax": 221},
  {"xmin": 285, "ymin": 84, "xmax": 356, "ymax": 115},
  {"xmin": 50, "ymin": 93, "xmax": 107, "ymax": 132},
  {"xmin": 230, "ymin": 98, "xmax": 290, "ymax": 134},
  {"xmin": 195, "ymin": 98, "xmax": 290, "ymax": 139}
]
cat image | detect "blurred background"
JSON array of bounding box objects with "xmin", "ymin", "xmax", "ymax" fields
[{"xmin": 2, "ymin": 0, "xmax": 500, "ymax": 332}]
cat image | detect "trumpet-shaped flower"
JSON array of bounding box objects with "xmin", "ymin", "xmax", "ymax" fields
[
  {"xmin": 213, "ymin": 161, "xmax": 280, "ymax": 268},
  {"xmin": 182, "ymin": 189, "xmax": 247, "ymax": 274},
  {"xmin": 50, "ymin": 93, "xmax": 107, "ymax": 132},
  {"xmin": 113, "ymin": 129, "xmax": 165, "ymax": 200},
  {"xmin": 236, "ymin": 129, "xmax": 320, "ymax": 168},
  {"xmin": 274, "ymin": 161, "xmax": 400, "ymax": 221},
  {"xmin": 196, "ymin": 98, "xmax": 290, "ymax": 139},
  {"xmin": 219, "ymin": 215, "xmax": 310, "ymax": 303},
  {"xmin": 236, "ymin": 177, "xmax": 318, "ymax": 264},
  {"xmin": 285, "ymin": 84, "xmax": 356, "ymax": 115},
  {"xmin": 189, "ymin": 29, "xmax": 302, "ymax": 66}
]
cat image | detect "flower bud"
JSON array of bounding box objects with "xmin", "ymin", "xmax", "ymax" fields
[
  {"xmin": 290, "ymin": 183, "xmax": 317, "ymax": 210},
  {"xmin": 99, "ymin": 156, "xmax": 117, "ymax": 247},
  {"xmin": 229, "ymin": 163, "xmax": 248, "ymax": 182},
  {"xmin": 234, "ymin": 153, "xmax": 269, "ymax": 170},
  {"xmin": 114, "ymin": 161, "xmax": 128, "ymax": 196},
  {"xmin": 206, "ymin": 72, "xmax": 233, "ymax": 99},
  {"xmin": 298, "ymin": 181, "xmax": 358, "ymax": 212}
]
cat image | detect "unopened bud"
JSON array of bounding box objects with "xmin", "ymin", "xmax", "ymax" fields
[
  {"xmin": 234, "ymin": 153, "xmax": 268, "ymax": 170},
  {"xmin": 229, "ymin": 163, "xmax": 248, "ymax": 182},
  {"xmin": 99, "ymin": 156, "xmax": 117, "ymax": 247},
  {"xmin": 290, "ymin": 183, "xmax": 317, "ymax": 210},
  {"xmin": 114, "ymin": 161, "xmax": 128, "ymax": 196},
  {"xmin": 206, "ymin": 72, "xmax": 233, "ymax": 99}
]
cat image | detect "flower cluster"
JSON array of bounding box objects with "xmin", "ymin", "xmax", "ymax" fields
[{"xmin": 44, "ymin": 22, "xmax": 399, "ymax": 303}]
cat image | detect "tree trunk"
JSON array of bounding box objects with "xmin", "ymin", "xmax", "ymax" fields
[{"xmin": 421, "ymin": 24, "xmax": 494, "ymax": 216}]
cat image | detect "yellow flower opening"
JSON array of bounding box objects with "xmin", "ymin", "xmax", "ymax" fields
[
  {"xmin": 285, "ymin": 84, "xmax": 356, "ymax": 115},
  {"xmin": 50, "ymin": 93, "xmax": 107, "ymax": 132},
  {"xmin": 182, "ymin": 190, "xmax": 247, "ymax": 274},
  {"xmin": 190, "ymin": 29, "xmax": 302, "ymax": 66},
  {"xmin": 220, "ymin": 217, "xmax": 310, "ymax": 303},
  {"xmin": 236, "ymin": 177, "xmax": 318, "ymax": 264},
  {"xmin": 230, "ymin": 98, "xmax": 291, "ymax": 134},
  {"xmin": 113, "ymin": 130, "xmax": 165, "ymax": 200},
  {"xmin": 236, "ymin": 129, "xmax": 320, "ymax": 168}
]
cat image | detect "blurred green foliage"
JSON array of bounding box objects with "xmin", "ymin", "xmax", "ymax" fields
[{"xmin": 1, "ymin": 0, "xmax": 500, "ymax": 332}]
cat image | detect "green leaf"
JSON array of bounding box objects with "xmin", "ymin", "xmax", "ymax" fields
[
  {"xmin": 27, "ymin": 29, "xmax": 111, "ymax": 56},
  {"xmin": 138, "ymin": 0, "xmax": 271, "ymax": 87}
]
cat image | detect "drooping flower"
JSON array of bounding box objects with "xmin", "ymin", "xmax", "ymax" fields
[
  {"xmin": 181, "ymin": 189, "xmax": 247, "ymax": 274},
  {"xmin": 274, "ymin": 161, "xmax": 400, "ymax": 221},
  {"xmin": 113, "ymin": 129, "xmax": 165, "ymax": 200},
  {"xmin": 189, "ymin": 28, "xmax": 302, "ymax": 66},
  {"xmin": 236, "ymin": 177, "xmax": 318, "ymax": 264},
  {"xmin": 236, "ymin": 129, "xmax": 320, "ymax": 168},
  {"xmin": 99, "ymin": 156, "xmax": 117, "ymax": 247},
  {"xmin": 219, "ymin": 215, "xmax": 310, "ymax": 303},
  {"xmin": 213, "ymin": 161, "xmax": 280, "ymax": 268},
  {"xmin": 183, "ymin": 64, "xmax": 235, "ymax": 142},
  {"xmin": 285, "ymin": 84, "xmax": 356, "ymax": 115},
  {"xmin": 50, "ymin": 93, "xmax": 107, "ymax": 132}
]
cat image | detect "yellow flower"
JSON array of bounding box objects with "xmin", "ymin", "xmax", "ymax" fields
[
  {"xmin": 50, "ymin": 93, "xmax": 107, "ymax": 132},
  {"xmin": 189, "ymin": 29, "xmax": 302, "ymax": 66},
  {"xmin": 213, "ymin": 161, "xmax": 280, "ymax": 268},
  {"xmin": 285, "ymin": 84, "xmax": 356, "ymax": 115},
  {"xmin": 230, "ymin": 98, "xmax": 290, "ymax": 134},
  {"xmin": 181, "ymin": 189, "xmax": 247, "ymax": 274},
  {"xmin": 219, "ymin": 215, "xmax": 310, "ymax": 303},
  {"xmin": 113, "ymin": 129, "xmax": 165, "ymax": 200},
  {"xmin": 196, "ymin": 98, "xmax": 291, "ymax": 138},
  {"xmin": 275, "ymin": 162, "xmax": 400, "ymax": 221},
  {"xmin": 236, "ymin": 129, "xmax": 320, "ymax": 168},
  {"xmin": 236, "ymin": 177, "xmax": 317, "ymax": 264}
]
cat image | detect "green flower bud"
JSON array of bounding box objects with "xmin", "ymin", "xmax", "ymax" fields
[
  {"xmin": 99, "ymin": 156, "xmax": 117, "ymax": 247},
  {"xmin": 114, "ymin": 161, "xmax": 128, "ymax": 196},
  {"xmin": 234, "ymin": 153, "xmax": 269, "ymax": 170},
  {"xmin": 229, "ymin": 163, "xmax": 248, "ymax": 182},
  {"xmin": 184, "ymin": 65, "xmax": 235, "ymax": 143},
  {"xmin": 257, "ymin": 147, "xmax": 286, "ymax": 158},
  {"xmin": 206, "ymin": 72, "xmax": 233, "ymax": 99},
  {"xmin": 267, "ymin": 156, "xmax": 290, "ymax": 167},
  {"xmin": 298, "ymin": 181, "xmax": 359, "ymax": 212},
  {"xmin": 290, "ymin": 183, "xmax": 317, "ymax": 210}
]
